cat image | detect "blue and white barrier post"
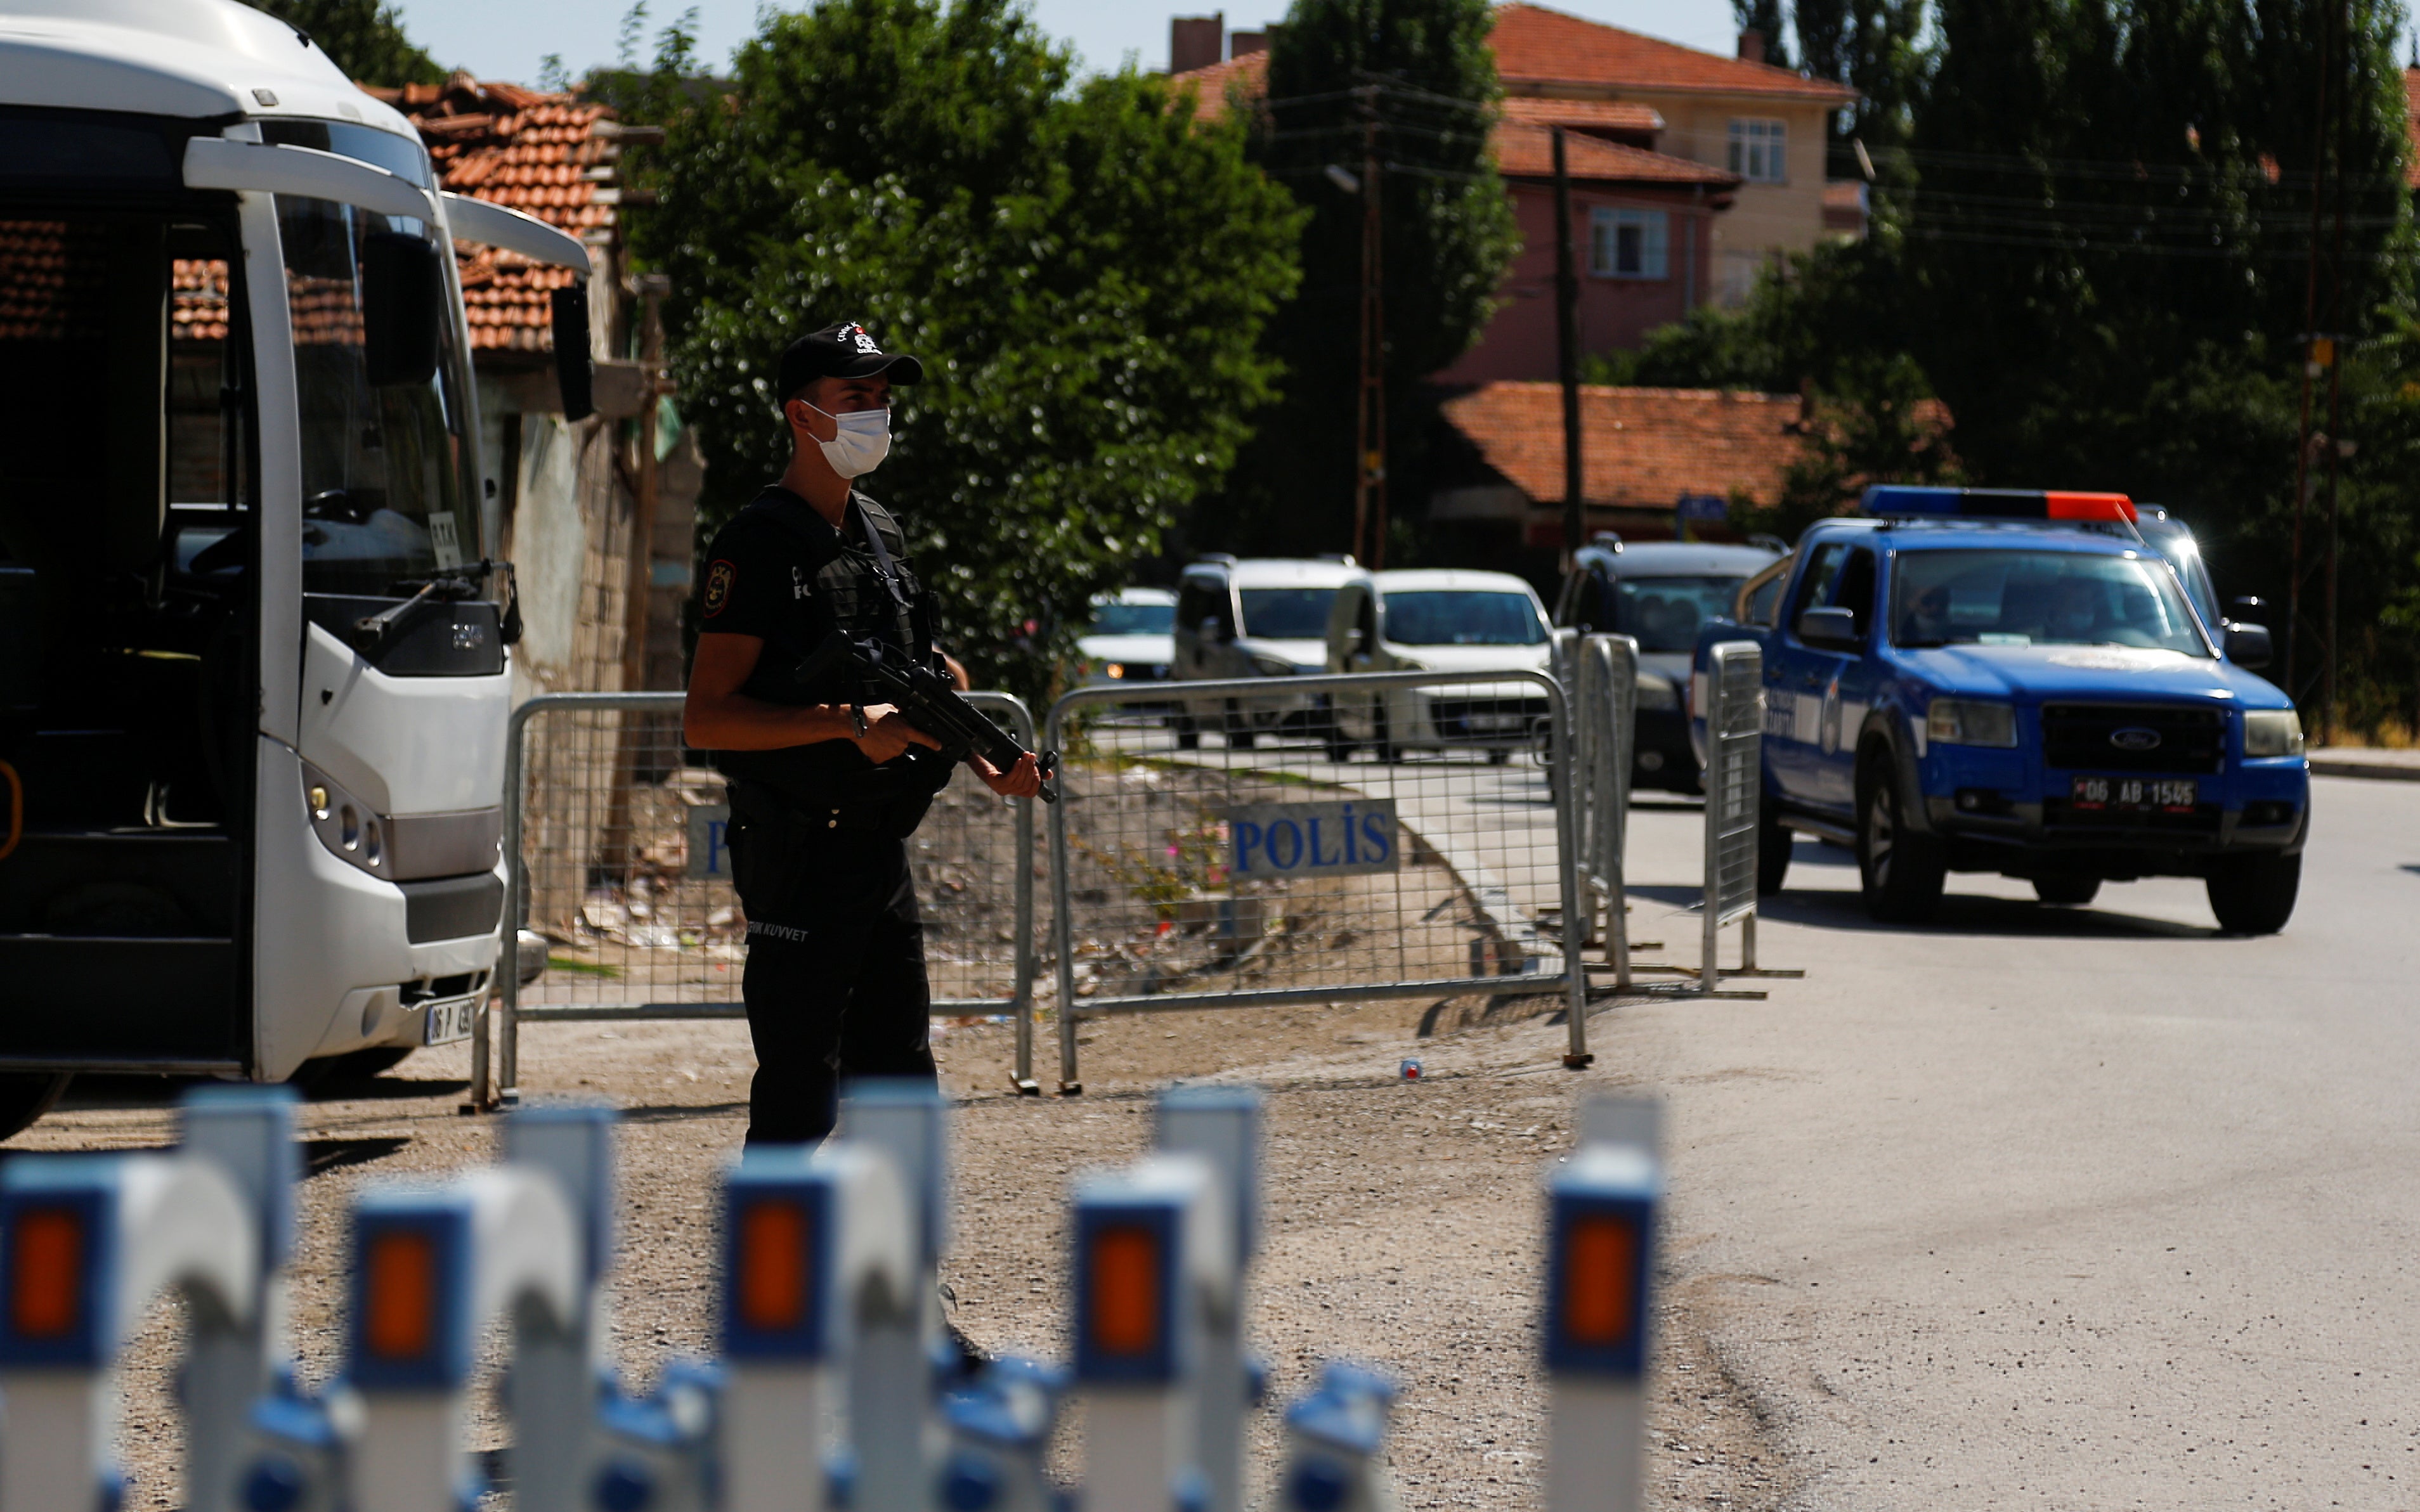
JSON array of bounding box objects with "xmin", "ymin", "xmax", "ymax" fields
[
  {"xmin": 936, "ymin": 1357, "xmax": 1067, "ymax": 1512},
  {"xmin": 1276, "ymin": 1362, "xmax": 1398, "ymax": 1512},
  {"xmin": 1542, "ymin": 1097, "xmax": 1661, "ymax": 1512},
  {"xmin": 717, "ymin": 1145, "xmax": 914, "ymax": 1512},
  {"xmin": 837, "ymin": 1080, "xmax": 949, "ymax": 1511},
  {"xmin": 339, "ymin": 1171, "xmax": 582, "ymax": 1512},
  {"xmin": 498, "ymin": 1104, "xmax": 620, "ymax": 1512},
  {"xmin": 177, "ymin": 1085, "xmax": 301, "ymax": 1512},
  {"xmin": 0, "ymin": 1150, "xmax": 258, "ymax": 1512},
  {"xmin": 1072, "ymin": 1153, "xmax": 1234, "ymax": 1512},
  {"xmin": 1152, "ymin": 1085, "xmax": 1263, "ymax": 1512}
]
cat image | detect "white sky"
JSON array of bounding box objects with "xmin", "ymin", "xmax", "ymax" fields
[{"xmin": 384, "ymin": 0, "xmax": 1743, "ymax": 87}]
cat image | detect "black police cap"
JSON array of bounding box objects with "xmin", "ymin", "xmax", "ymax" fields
[{"xmin": 779, "ymin": 321, "xmax": 924, "ymax": 397}]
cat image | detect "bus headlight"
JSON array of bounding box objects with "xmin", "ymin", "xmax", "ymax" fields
[
  {"xmin": 1926, "ymin": 697, "xmax": 2017, "ymax": 748},
  {"xmin": 2243, "ymin": 708, "xmax": 2306, "ymax": 757}
]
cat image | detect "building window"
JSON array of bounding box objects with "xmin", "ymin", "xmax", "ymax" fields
[
  {"xmin": 1590, "ymin": 207, "xmax": 1669, "ymax": 279},
  {"xmin": 1728, "ymin": 118, "xmax": 1787, "ymax": 182}
]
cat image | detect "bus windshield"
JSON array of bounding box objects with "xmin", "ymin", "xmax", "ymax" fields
[
  {"xmin": 1890, "ymin": 550, "xmax": 2211, "ymax": 656},
  {"xmin": 278, "ymin": 196, "xmax": 479, "ymax": 598}
]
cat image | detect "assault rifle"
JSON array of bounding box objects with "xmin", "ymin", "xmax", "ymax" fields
[{"xmin": 797, "ymin": 631, "xmax": 1060, "ymax": 803}]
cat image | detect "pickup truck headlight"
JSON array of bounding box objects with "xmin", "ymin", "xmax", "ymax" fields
[
  {"xmin": 1926, "ymin": 697, "xmax": 2018, "ymax": 748},
  {"xmin": 1633, "ymin": 674, "xmax": 1681, "ymax": 711},
  {"xmin": 2242, "ymin": 708, "xmax": 2306, "ymax": 757},
  {"xmin": 1250, "ymin": 654, "xmax": 1296, "ymax": 677}
]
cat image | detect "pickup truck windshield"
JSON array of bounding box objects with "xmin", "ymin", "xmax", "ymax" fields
[
  {"xmin": 1617, "ymin": 576, "xmax": 1741, "ymax": 652},
  {"xmin": 1891, "ymin": 550, "xmax": 2210, "ymax": 656},
  {"xmin": 1237, "ymin": 588, "xmax": 1338, "ymax": 640},
  {"xmin": 1382, "ymin": 591, "xmax": 1544, "ymax": 646}
]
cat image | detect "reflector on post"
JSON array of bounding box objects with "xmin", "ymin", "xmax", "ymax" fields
[
  {"xmin": 1075, "ymin": 1209, "xmax": 1177, "ymax": 1381},
  {"xmin": 11, "ymin": 1207, "xmax": 85, "ymax": 1342},
  {"xmin": 0, "ymin": 1186, "xmax": 110, "ymax": 1366},
  {"xmin": 348, "ymin": 1212, "xmax": 467, "ymax": 1390},
  {"xmin": 1545, "ymin": 1153, "xmax": 1656, "ymax": 1380},
  {"xmin": 720, "ymin": 1175, "xmax": 833, "ymax": 1360}
]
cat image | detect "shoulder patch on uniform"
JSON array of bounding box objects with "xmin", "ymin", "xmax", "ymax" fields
[{"xmin": 703, "ymin": 559, "xmax": 736, "ymax": 617}]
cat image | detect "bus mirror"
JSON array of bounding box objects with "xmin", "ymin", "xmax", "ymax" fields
[
  {"xmin": 361, "ymin": 233, "xmax": 441, "ymax": 387},
  {"xmin": 552, "ymin": 285, "xmax": 595, "ymax": 422}
]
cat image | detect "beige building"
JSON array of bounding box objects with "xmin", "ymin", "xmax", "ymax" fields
[{"xmin": 1488, "ymin": 3, "xmax": 1855, "ymax": 303}]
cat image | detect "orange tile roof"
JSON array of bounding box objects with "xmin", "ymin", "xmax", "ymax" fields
[
  {"xmin": 1442, "ymin": 382, "xmax": 1808, "ymax": 508},
  {"xmin": 363, "ymin": 74, "xmax": 620, "ymax": 352},
  {"xmin": 1494, "ymin": 119, "xmax": 1734, "ymax": 184},
  {"xmin": 1500, "ymin": 97, "xmax": 1664, "ymax": 132},
  {"xmin": 1169, "ymin": 48, "xmax": 1268, "ymax": 122},
  {"xmin": 1491, "ymin": 3, "xmax": 1856, "ymax": 103},
  {"xmin": 0, "ymin": 221, "xmax": 102, "ymax": 342}
]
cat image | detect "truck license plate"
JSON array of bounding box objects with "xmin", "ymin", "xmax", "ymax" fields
[
  {"xmin": 2070, "ymin": 775, "xmax": 2197, "ymax": 813},
  {"xmin": 422, "ymin": 997, "xmax": 476, "ymax": 1047}
]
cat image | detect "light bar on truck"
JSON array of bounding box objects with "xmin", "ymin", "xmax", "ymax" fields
[{"xmin": 1860, "ymin": 486, "xmax": 2138, "ymax": 524}]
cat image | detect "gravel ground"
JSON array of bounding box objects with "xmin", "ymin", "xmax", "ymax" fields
[{"xmin": 27, "ymin": 979, "xmax": 1790, "ymax": 1510}]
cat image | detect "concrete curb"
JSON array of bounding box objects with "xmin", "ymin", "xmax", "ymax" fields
[{"xmin": 2308, "ymin": 754, "xmax": 2420, "ymax": 782}]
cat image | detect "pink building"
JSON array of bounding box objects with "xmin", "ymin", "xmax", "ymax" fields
[{"xmin": 1432, "ymin": 108, "xmax": 1735, "ymax": 384}]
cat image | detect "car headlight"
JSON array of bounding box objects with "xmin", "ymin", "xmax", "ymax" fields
[
  {"xmin": 2243, "ymin": 708, "xmax": 2306, "ymax": 757},
  {"xmin": 1926, "ymin": 697, "xmax": 2018, "ymax": 748},
  {"xmin": 1250, "ymin": 654, "xmax": 1296, "ymax": 677},
  {"xmin": 1633, "ymin": 674, "xmax": 1680, "ymax": 711},
  {"xmin": 1105, "ymin": 662, "xmax": 1126, "ymax": 680}
]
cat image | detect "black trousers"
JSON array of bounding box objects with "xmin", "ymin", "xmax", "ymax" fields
[{"xmin": 728, "ymin": 811, "xmax": 937, "ymax": 1145}]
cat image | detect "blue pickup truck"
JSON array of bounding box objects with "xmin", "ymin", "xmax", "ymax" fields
[{"xmin": 1691, "ymin": 488, "xmax": 2309, "ymax": 933}]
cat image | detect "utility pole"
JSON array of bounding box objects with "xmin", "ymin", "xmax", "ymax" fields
[
  {"xmin": 2287, "ymin": 0, "xmax": 2348, "ymax": 740},
  {"xmin": 1351, "ymin": 84, "xmax": 1388, "ymax": 569},
  {"xmin": 1552, "ymin": 126, "xmax": 1584, "ymax": 569}
]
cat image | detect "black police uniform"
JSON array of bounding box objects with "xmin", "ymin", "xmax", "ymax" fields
[{"xmin": 696, "ymin": 482, "xmax": 957, "ymax": 1144}]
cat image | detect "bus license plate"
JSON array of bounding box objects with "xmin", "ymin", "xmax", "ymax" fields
[
  {"xmin": 422, "ymin": 998, "xmax": 476, "ymax": 1047},
  {"xmin": 2070, "ymin": 775, "xmax": 2197, "ymax": 813}
]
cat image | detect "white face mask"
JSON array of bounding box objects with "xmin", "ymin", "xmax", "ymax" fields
[{"xmin": 802, "ymin": 401, "xmax": 892, "ymax": 478}]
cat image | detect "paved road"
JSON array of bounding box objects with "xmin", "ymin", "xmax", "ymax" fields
[
  {"xmin": 1610, "ymin": 775, "xmax": 2420, "ymax": 1508},
  {"xmin": 1129, "ymin": 722, "xmax": 2419, "ymax": 1504}
]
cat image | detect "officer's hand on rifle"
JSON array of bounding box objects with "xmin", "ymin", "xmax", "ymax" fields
[
  {"xmin": 852, "ymin": 704, "xmax": 943, "ymax": 765},
  {"xmin": 971, "ymin": 751, "xmax": 1043, "ymax": 799}
]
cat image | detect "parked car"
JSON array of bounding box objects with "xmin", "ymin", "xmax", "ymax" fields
[
  {"xmin": 1553, "ymin": 534, "xmax": 1783, "ymax": 792},
  {"xmin": 1324, "ymin": 569, "xmax": 1554, "ymax": 763},
  {"xmin": 1076, "ymin": 586, "xmax": 1177, "ymax": 709},
  {"xmin": 1689, "ymin": 486, "xmax": 2307, "ymax": 933},
  {"xmin": 1171, "ymin": 556, "xmax": 1367, "ymax": 748}
]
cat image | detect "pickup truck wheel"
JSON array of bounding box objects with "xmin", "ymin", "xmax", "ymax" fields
[
  {"xmin": 2206, "ymin": 853, "xmax": 2300, "ymax": 934},
  {"xmin": 2032, "ymin": 876, "xmax": 2101, "ymax": 907},
  {"xmin": 1857, "ymin": 770, "xmax": 1946, "ymax": 922},
  {"xmin": 1757, "ymin": 803, "xmax": 1792, "ymax": 895},
  {"xmin": 0, "ymin": 1073, "xmax": 70, "ymax": 1142}
]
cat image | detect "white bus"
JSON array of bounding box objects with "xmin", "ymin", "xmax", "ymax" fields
[{"xmin": 0, "ymin": 0, "xmax": 595, "ymax": 1135}]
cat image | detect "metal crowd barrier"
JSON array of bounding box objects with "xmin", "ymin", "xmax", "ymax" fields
[
  {"xmin": 1698, "ymin": 642, "xmax": 1764, "ymax": 988},
  {"xmin": 6, "ymin": 1081, "xmax": 1663, "ymax": 1512},
  {"xmin": 1042, "ymin": 668, "xmax": 1590, "ymax": 1092},
  {"xmin": 1573, "ymin": 635, "xmax": 1640, "ymax": 987},
  {"xmin": 484, "ymin": 690, "xmax": 1041, "ymax": 1108}
]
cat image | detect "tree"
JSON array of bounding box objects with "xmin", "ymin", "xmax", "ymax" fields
[
  {"xmin": 1205, "ymin": 0, "xmax": 1518, "ymax": 558},
  {"xmin": 1792, "ymin": 0, "xmax": 1927, "ymax": 172},
  {"xmin": 623, "ymin": 0, "xmax": 1302, "ymax": 694},
  {"xmin": 240, "ymin": 0, "xmax": 444, "ymax": 87}
]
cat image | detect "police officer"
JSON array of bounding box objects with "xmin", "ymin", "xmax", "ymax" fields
[{"xmin": 684, "ymin": 321, "xmax": 1041, "ymax": 1144}]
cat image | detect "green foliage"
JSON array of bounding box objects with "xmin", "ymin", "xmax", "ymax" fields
[
  {"xmin": 239, "ymin": 0, "xmax": 443, "ymax": 86},
  {"xmin": 621, "ymin": 0, "xmax": 1302, "ymax": 696},
  {"xmin": 1792, "ymin": 0, "xmax": 1927, "ymax": 170},
  {"xmin": 1205, "ymin": 0, "xmax": 1519, "ymax": 557}
]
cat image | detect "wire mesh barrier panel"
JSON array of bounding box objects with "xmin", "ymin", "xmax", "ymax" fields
[
  {"xmin": 1576, "ymin": 635, "xmax": 1640, "ymax": 986},
  {"xmin": 1043, "ymin": 669, "xmax": 1587, "ymax": 1091},
  {"xmin": 490, "ymin": 690, "xmax": 1041, "ymax": 1104},
  {"xmin": 1699, "ymin": 642, "xmax": 1764, "ymax": 988}
]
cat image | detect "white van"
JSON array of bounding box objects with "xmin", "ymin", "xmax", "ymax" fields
[
  {"xmin": 1324, "ymin": 569, "xmax": 1552, "ymax": 763},
  {"xmin": 1171, "ymin": 556, "xmax": 1367, "ymax": 747}
]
